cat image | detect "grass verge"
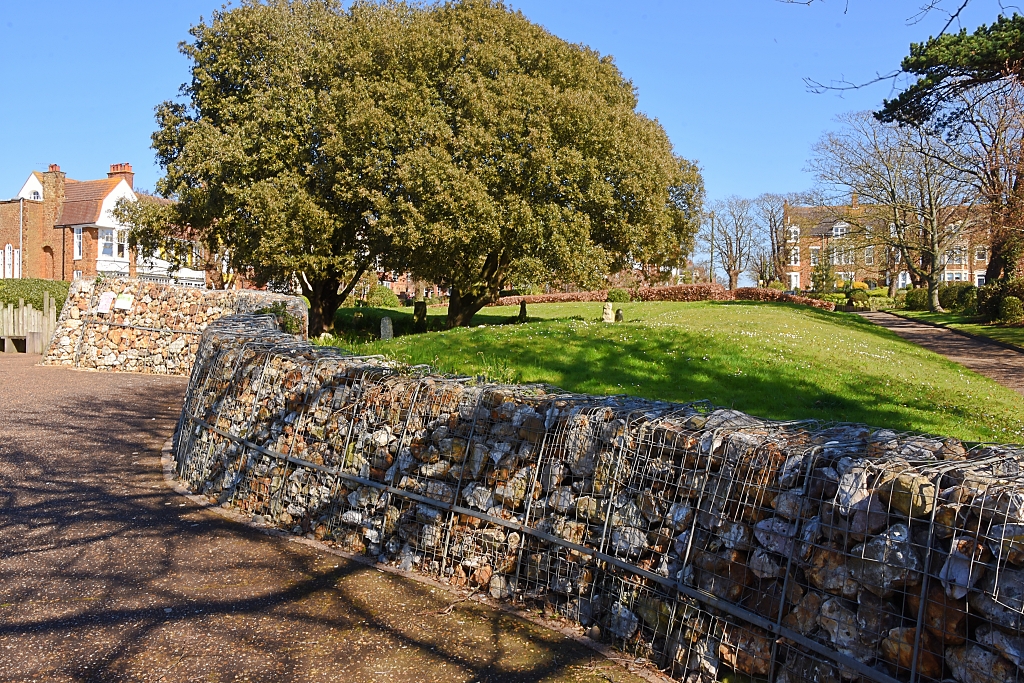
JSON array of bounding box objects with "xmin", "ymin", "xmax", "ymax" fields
[
  {"xmin": 321, "ymin": 300, "xmax": 1024, "ymax": 443},
  {"xmin": 897, "ymin": 310, "xmax": 1024, "ymax": 351}
]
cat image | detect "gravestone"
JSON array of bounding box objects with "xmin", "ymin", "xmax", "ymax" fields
[
  {"xmin": 380, "ymin": 316, "xmax": 394, "ymax": 340},
  {"xmin": 615, "ymin": 308, "xmax": 624, "ymax": 322},
  {"xmin": 602, "ymin": 302, "xmax": 614, "ymax": 323}
]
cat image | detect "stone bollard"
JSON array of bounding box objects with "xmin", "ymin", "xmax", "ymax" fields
[
  {"xmin": 518, "ymin": 300, "xmax": 527, "ymax": 323},
  {"xmin": 380, "ymin": 316, "xmax": 394, "ymax": 340},
  {"xmin": 602, "ymin": 302, "xmax": 614, "ymax": 323},
  {"xmin": 615, "ymin": 308, "xmax": 624, "ymax": 323},
  {"xmin": 413, "ymin": 301, "xmax": 427, "ymax": 333}
]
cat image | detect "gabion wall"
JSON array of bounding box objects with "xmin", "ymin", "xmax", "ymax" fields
[
  {"xmin": 172, "ymin": 314, "xmax": 1024, "ymax": 683},
  {"xmin": 43, "ymin": 277, "xmax": 307, "ymax": 375}
]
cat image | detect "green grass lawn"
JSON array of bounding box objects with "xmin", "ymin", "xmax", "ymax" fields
[
  {"xmin": 321, "ymin": 300, "xmax": 1024, "ymax": 443},
  {"xmin": 897, "ymin": 310, "xmax": 1024, "ymax": 351}
]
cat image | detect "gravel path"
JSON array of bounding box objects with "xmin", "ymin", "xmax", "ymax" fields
[
  {"xmin": 860, "ymin": 311, "xmax": 1024, "ymax": 396},
  {"xmin": 0, "ymin": 354, "xmax": 644, "ymax": 683}
]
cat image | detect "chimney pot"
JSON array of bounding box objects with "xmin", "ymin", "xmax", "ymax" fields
[
  {"xmin": 48, "ymin": 163, "xmax": 61, "ymax": 173},
  {"xmin": 107, "ymin": 162, "xmax": 134, "ymax": 189}
]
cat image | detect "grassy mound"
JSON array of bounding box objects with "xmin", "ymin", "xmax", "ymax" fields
[{"xmin": 333, "ymin": 301, "xmax": 1024, "ymax": 443}]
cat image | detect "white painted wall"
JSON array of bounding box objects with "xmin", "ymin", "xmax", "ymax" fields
[
  {"xmin": 96, "ymin": 179, "xmax": 136, "ymax": 228},
  {"xmin": 15, "ymin": 173, "xmax": 44, "ymax": 201}
]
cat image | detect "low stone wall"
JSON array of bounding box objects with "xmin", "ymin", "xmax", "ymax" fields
[
  {"xmin": 43, "ymin": 277, "xmax": 307, "ymax": 375},
  {"xmin": 171, "ymin": 313, "xmax": 1024, "ymax": 683}
]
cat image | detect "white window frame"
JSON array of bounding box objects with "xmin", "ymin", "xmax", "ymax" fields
[
  {"xmin": 99, "ymin": 228, "xmax": 115, "ymax": 258},
  {"xmin": 977, "ymin": 274, "xmax": 987, "ymax": 286},
  {"xmin": 976, "ymin": 247, "xmax": 988, "ymax": 262},
  {"xmin": 832, "ymin": 223, "xmax": 848, "ymax": 238},
  {"xmin": 12, "ymin": 248, "xmax": 21, "ymax": 278},
  {"xmin": 73, "ymin": 227, "xmax": 83, "ymax": 260},
  {"xmin": 116, "ymin": 230, "xmax": 128, "ymax": 259},
  {"xmin": 810, "ymin": 246, "xmax": 820, "ymax": 266},
  {"xmin": 788, "ymin": 272, "xmax": 800, "ymax": 290},
  {"xmin": 864, "ymin": 246, "xmax": 874, "ymax": 266},
  {"xmin": 788, "ymin": 246, "xmax": 800, "ymax": 266},
  {"xmin": 0, "ymin": 245, "xmax": 7, "ymax": 279},
  {"xmin": 73, "ymin": 270, "xmax": 83, "ymax": 280},
  {"xmin": 787, "ymin": 226, "xmax": 800, "ymax": 242},
  {"xmin": 30, "ymin": 190, "xmax": 41, "ymax": 200}
]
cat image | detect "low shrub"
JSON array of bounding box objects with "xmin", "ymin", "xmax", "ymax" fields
[
  {"xmin": 492, "ymin": 284, "xmax": 730, "ymax": 306},
  {"xmin": 1000, "ymin": 295, "xmax": 1024, "ymax": 323},
  {"xmin": 732, "ymin": 287, "xmax": 837, "ymax": 311},
  {"xmin": 851, "ymin": 281, "xmax": 869, "ymax": 291},
  {"xmin": 767, "ymin": 280, "xmax": 786, "ymax": 291},
  {"xmin": 938, "ymin": 282, "xmax": 975, "ymax": 311},
  {"xmin": 0, "ymin": 278, "xmax": 70, "ymax": 314},
  {"xmin": 848, "ymin": 290, "xmax": 869, "ymax": 304},
  {"xmin": 606, "ymin": 287, "xmax": 630, "ymax": 303},
  {"xmin": 867, "ymin": 289, "xmax": 891, "ymax": 297},
  {"xmin": 365, "ymin": 284, "xmax": 401, "ymax": 308},
  {"xmin": 978, "ymin": 279, "xmax": 1024, "ymax": 321},
  {"xmin": 905, "ymin": 288, "xmax": 929, "ymax": 310}
]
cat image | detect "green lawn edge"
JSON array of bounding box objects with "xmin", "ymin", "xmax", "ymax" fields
[{"xmin": 897, "ymin": 310, "xmax": 1024, "ymax": 351}]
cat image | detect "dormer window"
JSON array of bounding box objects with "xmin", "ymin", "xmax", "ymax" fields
[
  {"xmin": 787, "ymin": 226, "xmax": 800, "ymax": 242},
  {"xmin": 30, "ymin": 190, "xmax": 40, "ymax": 200},
  {"xmin": 833, "ymin": 223, "xmax": 848, "ymax": 238}
]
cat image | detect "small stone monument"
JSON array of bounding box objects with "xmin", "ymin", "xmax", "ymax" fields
[
  {"xmin": 517, "ymin": 300, "xmax": 527, "ymax": 323},
  {"xmin": 615, "ymin": 308, "xmax": 624, "ymax": 322},
  {"xmin": 380, "ymin": 316, "xmax": 394, "ymax": 340},
  {"xmin": 602, "ymin": 302, "xmax": 614, "ymax": 323}
]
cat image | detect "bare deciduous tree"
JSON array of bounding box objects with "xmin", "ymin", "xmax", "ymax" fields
[
  {"xmin": 753, "ymin": 192, "xmax": 795, "ymax": 284},
  {"xmin": 702, "ymin": 197, "xmax": 758, "ymax": 290},
  {"xmin": 810, "ymin": 112, "xmax": 977, "ymax": 311}
]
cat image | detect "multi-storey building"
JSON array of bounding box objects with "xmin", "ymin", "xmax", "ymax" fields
[
  {"xmin": 781, "ymin": 199, "xmax": 991, "ymax": 291},
  {"xmin": 0, "ymin": 164, "xmax": 206, "ymax": 286}
]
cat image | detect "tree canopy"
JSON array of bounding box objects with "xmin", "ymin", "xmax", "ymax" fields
[
  {"xmin": 130, "ymin": 0, "xmax": 702, "ymax": 333},
  {"xmin": 878, "ymin": 13, "xmax": 1024, "ymax": 124}
]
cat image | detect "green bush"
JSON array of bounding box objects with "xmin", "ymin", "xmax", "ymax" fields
[
  {"xmin": 365, "ymin": 284, "xmax": 401, "ymax": 308},
  {"xmin": 938, "ymin": 282, "xmax": 975, "ymax": 311},
  {"xmin": 606, "ymin": 288, "xmax": 630, "ymax": 303},
  {"xmin": 905, "ymin": 288, "xmax": 929, "ymax": 310},
  {"xmin": 867, "ymin": 289, "xmax": 890, "ymax": 298},
  {"xmin": 766, "ymin": 280, "xmax": 786, "ymax": 291},
  {"xmin": 0, "ymin": 278, "xmax": 70, "ymax": 314},
  {"xmin": 1000, "ymin": 295, "xmax": 1024, "ymax": 323},
  {"xmin": 848, "ymin": 290, "xmax": 869, "ymax": 304}
]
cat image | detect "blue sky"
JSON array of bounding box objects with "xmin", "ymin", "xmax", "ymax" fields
[{"xmin": 0, "ymin": 1, "xmax": 1003, "ymax": 202}]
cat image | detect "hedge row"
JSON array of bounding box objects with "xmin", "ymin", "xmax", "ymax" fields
[
  {"xmin": 491, "ymin": 283, "xmax": 836, "ymax": 311},
  {"xmin": 0, "ymin": 278, "xmax": 70, "ymax": 315}
]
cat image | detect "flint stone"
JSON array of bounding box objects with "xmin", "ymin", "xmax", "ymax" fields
[
  {"xmin": 694, "ymin": 549, "xmax": 752, "ymax": 602},
  {"xmin": 489, "ymin": 574, "xmax": 513, "ymax": 599},
  {"xmin": 946, "ymin": 645, "xmax": 1019, "ymax": 683},
  {"xmin": 969, "ymin": 567, "xmax": 1024, "ymax": 632},
  {"xmin": 777, "ymin": 651, "xmax": 843, "ymax": 683},
  {"xmin": 667, "ymin": 501, "xmax": 694, "ymax": 532},
  {"xmin": 607, "ymin": 601, "xmax": 638, "ymax": 639},
  {"xmin": 849, "ymin": 493, "xmax": 889, "ymax": 540},
  {"xmin": 718, "ymin": 624, "xmax": 772, "ymax": 677},
  {"xmin": 754, "ymin": 517, "xmax": 797, "ymax": 557},
  {"xmin": 940, "ymin": 536, "xmax": 989, "ymax": 599},
  {"xmin": 720, "ymin": 520, "xmax": 752, "ymax": 550},
  {"xmin": 857, "ymin": 589, "xmax": 900, "ymax": 647},
  {"xmin": 749, "ymin": 548, "xmax": 783, "ymax": 579},
  {"xmin": 819, "ymin": 598, "xmax": 872, "ymax": 661},
  {"xmin": 836, "ymin": 459, "xmax": 871, "ymax": 516},
  {"xmin": 547, "ymin": 486, "xmax": 575, "ymax": 513},
  {"xmin": 610, "ymin": 526, "xmax": 647, "ymax": 557},
  {"xmin": 849, "ymin": 524, "xmax": 922, "ymax": 598},
  {"xmin": 988, "ymin": 523, "xmax": 1024, "ymax": 565},
  {"xmin": 880, "ymin": 627, "xmax": 943, "ymax": 680},
  {"xmin": 773, "ymin": 489, "xmax": 811, "ymax": 520},
  {"xmin": 806, "ymin": 547, "xmax": 860, "ymax": 599},
  {"xmin": 540, "ymin": 461, "xmax": 569, "ymax": 491},
  {"xmin": 878, "ymin": 470, "xmax": 938, "ymax": 518},
  {"xmin": 977, "ymin": 624, "xmax": 1024, "ymax": 668}
]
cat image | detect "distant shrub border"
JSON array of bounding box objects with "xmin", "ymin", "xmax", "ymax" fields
[{"xmin": 491, "ymin": 284, "xmax": 836, "ymax": 311}]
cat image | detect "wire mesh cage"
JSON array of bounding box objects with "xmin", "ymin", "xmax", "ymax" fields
[{"xmin": 171, "ymin": 314, "xmax": 1024, "ymax": 683}]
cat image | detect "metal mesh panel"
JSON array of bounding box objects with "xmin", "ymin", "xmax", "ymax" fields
[{"xmin": 170, "ymin": 314, "xmax": 1024, "ymax": 683}]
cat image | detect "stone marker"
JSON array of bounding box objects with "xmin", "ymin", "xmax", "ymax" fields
[
  {"xmin": 518, "ymin": 300, "xmax": 527, "ymax": 323},
  {"xmin": 602, "ymin": 302, "xmax": 614, "ymax": 323},
  {"xmin": 615, "ymin": 308, "xmax": 624, "ymax": 322},
  {"xmin": 380, "ymin": 316, "xmax": 393, "ymax": 340}
]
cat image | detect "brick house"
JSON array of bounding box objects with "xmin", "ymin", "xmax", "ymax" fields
[
  {"xmin": 0, "ymin": 164, "xmax": 205, "ymax": 286},
  {"xmin": 782, "ymin": 199, "xmax": 992, "ymax": 291}
]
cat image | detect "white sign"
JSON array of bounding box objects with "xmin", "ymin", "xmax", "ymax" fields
[
  {"xmin": 97, "ymin": 291, "xmax": 116, "ymax": 314},
  {"xmin": 114, "ymin": 293, "xmax": 134, "ymax": 311}
]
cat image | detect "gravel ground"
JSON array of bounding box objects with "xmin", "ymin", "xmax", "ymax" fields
[
  {"xmin": 0, "ymin": 355, "xmax": 645, "ymax": 683},
  {"xmin": 860, "ymin": 312, "xmax": 1024, "ymax": 396}
]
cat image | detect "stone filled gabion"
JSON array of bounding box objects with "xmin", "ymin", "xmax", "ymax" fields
[
  {"xmin": 173, "ymin": 314, "xmax": 1024, "ymax": 683},
  {"xmin": 42, "ymin": 277, "xmax": 307, "ymax": 375}
]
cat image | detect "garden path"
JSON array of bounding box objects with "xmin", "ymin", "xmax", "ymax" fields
[
  {"xmin": 859, "ymin": 311, "xmax": 1024, "ymax": 396},
  {"xmin": 0, "ymin": 353, "xmax": 642, "ymax": 683}
]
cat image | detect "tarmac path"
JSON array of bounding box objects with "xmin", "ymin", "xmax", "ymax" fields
[
  {"xmin": 0, "ymin": 354, "xmax": 643, "ymax": 683},
  {"xmin": 859, "ymin": 311, "xmax": 1024, "ymax": 396}
]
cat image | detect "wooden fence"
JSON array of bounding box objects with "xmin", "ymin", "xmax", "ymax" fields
[{"xmin": 1, "ymin": 291, "xmax": 58, "ymax": 354}]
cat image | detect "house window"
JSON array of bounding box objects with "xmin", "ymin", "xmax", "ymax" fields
[
  {"xmin": 833, "ymin": 223, "xmax": 848, "ymax": 238},
  {"xmin": 864, "ymin": 246, "xmax": 874, "ymax": 266},
  {"xmin": 73, "ymin": 227, "xmax": 83, "ymax": 260},
  {"xmin": 116, "ymin": 230, "xmax": 128, "ymax": 259},
  {"xmin": 977, "ymin": 274, "xmax": 987, "ymax": 286},
  {"xmin": 12, "ymin": 249, "xmax": 20, "ymax": 278},
  {"xmin": 788, "ymin": 247, "xmax": 800, "ymax": 266},
  {"xmin": 788, "ymin": 226, "xmax": 800, "ymax": 242},
  {"xmin": 1, "ymin": 244, "xmax": 8, "ymax": 279},
  {"xmin": 73, "ymin": 270, "xmax": 83, "ymax": 280},
  {"xmin": 831, "ymin": 246, "xmax": 854, "ymax": 266},
  {"xmin": 810, "ymin": 246, "xmax": 820, "ymax": 266},
  {"xmin": 976, "ymin": 247, "xmax": 988, "ymax": 262},
  {"xmin": 946, "ymin": 248, "xmax": 965, "ymax": 265},
  {"xmin": 99, "ymin": 229, "xmax": 115, "ymax": 257},
  {"xmin": 30, "ymin": 190, "xmax": 41, "ymax": 200},
  {"xmin": 788, "ymin": 272, "xmax": 800, "ymax": 290}
]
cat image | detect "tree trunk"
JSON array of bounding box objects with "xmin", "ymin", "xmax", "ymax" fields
[
  {"xmin": 445, "ymin": 251, "xmax": 508, "ymax": 328},
  {"xmin": 728, "ymin": 271, "xmax": 739, "ymax": 290},
  {"xmin": 928, "ymin": 277, "xmax": 944, "ymax": 313},
  {"xmin": 446, "ymin": 287, "xmax": 493, "ymax": 328},
  {"xmin": 300, "ymin": 275, "xmax": 343, "ymax": 336}
]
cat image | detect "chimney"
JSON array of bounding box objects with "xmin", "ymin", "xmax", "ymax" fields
[
  {"xmin": 107, "ymin": 162, "xmax": 134, "ymax": 189},
  {"xmin": 48, "ymin": 163, "xmax": 61, "ymax": 173},
  {"xmin": 851, "ymin": 191, "xmax": 858, "ymax": 209}
]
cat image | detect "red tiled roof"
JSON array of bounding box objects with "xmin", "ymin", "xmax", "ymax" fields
[{"xmin": 56, "ymin": 178, "xmax": 123, "ymax": 226}]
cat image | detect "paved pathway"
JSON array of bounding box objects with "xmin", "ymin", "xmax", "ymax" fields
[
  {"xmin": 0, "ymin": 354, "xmax": 641, "ymax": 683},
  {"xmin": 859, "ymin": 311, "xmax": 1024, "ymax": 396}
]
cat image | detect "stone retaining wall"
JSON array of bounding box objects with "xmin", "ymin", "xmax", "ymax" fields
[
  {"xmin": 43, "ymin": 277, "xmax": 307, "ymax": 375},
  {"xmin": 171, "ymin": 313, "xmax": 1024, "ymax": 683}
]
